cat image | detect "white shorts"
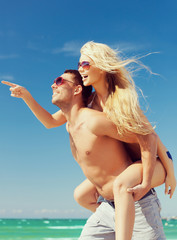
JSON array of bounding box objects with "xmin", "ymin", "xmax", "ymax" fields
[{"xmin": 79, "ymin": 190, "xmax": 166, "ymax": 240}]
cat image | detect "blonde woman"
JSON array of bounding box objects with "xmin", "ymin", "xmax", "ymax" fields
[
  {"xmin": 2, "ymin": 42, "xmax": 176, "ymax": 239},
  {"xmin": 74, "ymin": 41, "xmax": 176, "ymax": 240}
]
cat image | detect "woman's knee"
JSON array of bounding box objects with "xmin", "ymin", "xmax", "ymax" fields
[
  {"xmin": 113, "ymin": 177, "xmax": 129, "ymax": 195},
  {"xmin": 74, "ymin": 185, "xmax": 83, "ymax": 204}
]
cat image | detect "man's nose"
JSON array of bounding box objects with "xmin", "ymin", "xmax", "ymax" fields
[{"xmin": 51, "ymin": 82, "xmax": 56, "ymax": 89}]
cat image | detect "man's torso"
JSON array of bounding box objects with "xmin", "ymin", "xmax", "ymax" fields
[{"xmin": 66, "ymin": 108, "xmax": 132, "ymax": 199}]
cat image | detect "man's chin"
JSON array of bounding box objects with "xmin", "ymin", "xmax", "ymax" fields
[
  {"xmin": 52, "ymin": 98, "xmax": 57, "ymax": 105},
  {"xmin": 52, "ymin": 98, "xmax": 62, "ymax": 107}
]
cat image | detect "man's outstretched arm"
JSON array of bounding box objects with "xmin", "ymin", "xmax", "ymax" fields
[{"xmin": 2, "ymin": 80, "xmax": 66, "ymax": 128}]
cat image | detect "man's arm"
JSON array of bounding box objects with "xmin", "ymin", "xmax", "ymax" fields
[{"xmin": 1, "ymin": 81, "xmax": 67, "ymax": 128}]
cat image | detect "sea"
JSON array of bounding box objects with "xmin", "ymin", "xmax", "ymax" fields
[{"xmin": 0, "ymin": 218, "xmax": 177, "ymax": 240}]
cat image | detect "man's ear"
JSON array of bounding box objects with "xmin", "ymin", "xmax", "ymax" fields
[{"xmin": 74, "ymin": 85, "xmax": 82, "ymax": 96}]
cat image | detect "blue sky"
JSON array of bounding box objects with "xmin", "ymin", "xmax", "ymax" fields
[{"xmin": 0, "ymin": 0, "xmax": 177, "ymax": 218}]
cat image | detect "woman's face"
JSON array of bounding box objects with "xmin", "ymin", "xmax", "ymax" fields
[{"xmin": 78, "ymin": 54, "xmax": 104, "ymax": 86}]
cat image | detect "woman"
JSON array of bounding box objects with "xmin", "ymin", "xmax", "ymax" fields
[
  {"xmin": 2, "ymin": 42, "xmax": 176, "ymax": 240},
  {"xmin": 75, "ymin": 41, "xmax": 176, "ymax": 240}
]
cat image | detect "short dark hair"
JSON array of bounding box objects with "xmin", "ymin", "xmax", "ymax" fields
[{"xmin": 64, "ymin": 69, "xmax": 92, "ymax": 106}]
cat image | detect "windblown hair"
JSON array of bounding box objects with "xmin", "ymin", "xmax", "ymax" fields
[
  {"xmin": 64, "ymin": 69, "xmax": 92, "ymax": 106},
  {"xmin": 80, "ymin": 41, "xmax": 154, "ymax": 136}
]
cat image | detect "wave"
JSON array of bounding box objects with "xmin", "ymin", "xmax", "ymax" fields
[
  {"xmin": 44, "ymin": 238, "xmax": 78, "ymax": 240},
  {"xmin": 47, "ymin": 225, "xmax": 84, "ymax": 230}
]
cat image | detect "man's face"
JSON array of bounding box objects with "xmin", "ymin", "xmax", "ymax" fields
[{"xmin": 51, "ymin": 73, "xmax": 75, "ymax": 106}]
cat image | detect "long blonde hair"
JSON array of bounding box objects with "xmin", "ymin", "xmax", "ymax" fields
[{"xmin": 80, "ymin": 41, "xmax": 154, "ymax": 136}]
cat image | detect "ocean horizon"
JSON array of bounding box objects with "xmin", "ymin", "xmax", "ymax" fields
[{"xmin": 0, "ymin": 218, "xmax": 176, "ymax": 240}]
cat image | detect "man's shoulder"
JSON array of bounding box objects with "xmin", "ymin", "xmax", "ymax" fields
[
  {"xmin": 81, "ymin": 107, "xmax": 106, "ymax": 120},
  {"xmin": 80, "ymin": 108, "xmax": 112, "ymax": 136}
]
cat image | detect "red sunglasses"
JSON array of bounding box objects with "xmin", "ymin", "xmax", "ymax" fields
[
  {"xmin": 78, "ymin": 61, "xmax": 91, "ymax": 70},
  {"xmin": 53, "ymin": 77, "xmax": 75, "ymax": 86}
]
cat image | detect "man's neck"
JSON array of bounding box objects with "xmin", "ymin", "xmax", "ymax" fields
[{"xmin": 59, "ymin": 101, "xmax": 84, "ymax": 126}]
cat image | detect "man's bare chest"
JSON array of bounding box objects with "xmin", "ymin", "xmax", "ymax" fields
[{"xmin": 66, "ymin": 122, "xmax": 97, "ymax": 162}]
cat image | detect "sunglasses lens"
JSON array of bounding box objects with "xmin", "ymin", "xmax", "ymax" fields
[
  {"xmin": 55, "ymin": 77, "xmax": 62, "ymax": 86},
  {"xmin": 82, "ymin": 62, "xmax": 90, "ymax": 70},
  {"xmin": 78, "ymin": 61, "xmax": 90, "ymax": 70}
]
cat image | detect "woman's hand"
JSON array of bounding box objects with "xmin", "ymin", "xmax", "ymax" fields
[
  {"xmin": 127, "ymin": 183, "xmax": 151, "ymax": 202},
  {"xmin": 1, "ymin": 80, "xmax": 30, "ymax": 100},
  {"xmin": 165, "ymin": 171, "xmax": 176, "ymax": 198}
]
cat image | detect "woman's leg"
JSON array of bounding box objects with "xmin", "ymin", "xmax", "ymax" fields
[
  {"xmin": 113, "ymin": 164, "xmax": 141, "ymax": 240},
  {"xmin": 113, "ymin": 159, "xmax": 166, "ymax": 240},
  {"xmin": 74, "ymin": 179, "xmax": 100, "ymax": 212}
]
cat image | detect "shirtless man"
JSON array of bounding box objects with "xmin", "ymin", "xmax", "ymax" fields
[
  {"xmin": 2, "ymin": 70, "xmax": 166, "ymax": 239},
  {"xmin": 50, "ymin": 70, "xmax": 166, "ymax": 239}
]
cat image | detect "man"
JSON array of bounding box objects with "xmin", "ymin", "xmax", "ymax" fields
[
  {"xmin": 51, "ymin": 70, "xmax": 165, "ymax": 239},
  {"xmin": 2, "ymin": 70, "xmax": 166, "ymax": 239}
]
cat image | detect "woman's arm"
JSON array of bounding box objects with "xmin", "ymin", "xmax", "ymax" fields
[
  {"xmin": 1, "ymin": 80, "xmax": 67, "ymax": 128},
  {"xmin": 127, "ymin": 109, "xmax": 176, "ymax": 199},
  {"xmin": 131, "ymin": 132, "xmax": 158, "ymax": 200},
  {"xmin": 129, "ymin": 133, "xmax": 176, "ymax": 199},
  {"xmin": 157, "ymin": 136, "xmax": 176, "ymax": 198}
]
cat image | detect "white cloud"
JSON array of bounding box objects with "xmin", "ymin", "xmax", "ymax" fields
[
  {"xmin": 52, "ymin": 41, "xmax": 83, "ymax": 56},
  {"xmin": 12, "ymin": 209, "xmax": 23, "ymax": 214},
  {"xmin": 0, "ymin": 54, "xmax": 19, "ymax": 59},
  {"xmin": 0, "ymin": 209, "xmax": 6, "ymax": 214},
  {"xmin": 0, "ymin": 30, "xmax": 16, "ymax": 37},
  {"xmin": 0, "ymin": 74, "xmax": 14, "ymax": 81},
  {"xmin": 34, "ymin": 209, "xmax": 60, "ymax": 215},
  {"xmin": 52, "ymin": 40, "xmax": 150, "ymax": 58},
  {"xmin": 111, "ymin": 42, "xmax": 150, "ymax": 55},
  {"xmin": 26, "ymin": 41, "xmax": 39, "ymax": 51}
]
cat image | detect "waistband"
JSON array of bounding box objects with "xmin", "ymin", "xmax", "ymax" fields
[
  {"xmin": 140, "ymin": 188, "xmax": 156, "ymax": 200},
  {"xmin": 98, "ymin": 188, "xmax": 156, "ymax": 209}
]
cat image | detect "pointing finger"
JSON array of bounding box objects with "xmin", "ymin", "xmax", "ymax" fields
[{"xmin": 1, "ymin": 80, "xmax": 17, "ymax": 87}]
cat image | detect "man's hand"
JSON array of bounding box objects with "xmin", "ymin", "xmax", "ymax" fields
[
  {"xmin": 127, "ymin": 183, "xmax": 151, "ymax": 202},
  {"xmin": 1, "ymin": 80, "xmax": 30, "ymax": 99}
]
